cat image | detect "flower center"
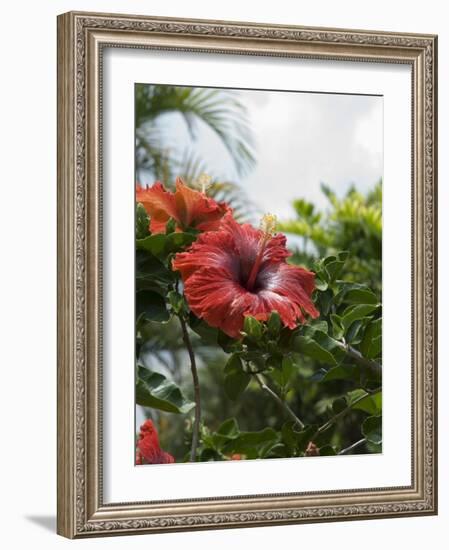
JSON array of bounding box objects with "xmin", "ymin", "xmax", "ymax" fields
[{"xmin": 246, "ymin": 213, "xmax": 277, "ymax": 292}]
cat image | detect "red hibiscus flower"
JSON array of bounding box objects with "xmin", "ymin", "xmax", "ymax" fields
[
  {"xmin": 172, "ymin": 213, "xmax": 319, "ymax": 338},
  {"xmin": 136, "ymin": 419, "xmax": 174, "ymax": 465},
  {"xmin": 136, "ymin": 177, "xmax": 230, "ymax": 234}
]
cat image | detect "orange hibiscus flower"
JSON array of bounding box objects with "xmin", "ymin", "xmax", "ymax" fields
[{"xmin": 136, "ymin": 177, "xmax": 230, "ymax": 234}]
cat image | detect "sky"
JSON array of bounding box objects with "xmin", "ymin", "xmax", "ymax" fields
[{"xmin": 140, "ymin": 86, "xmax": 383, "ymax": 222}]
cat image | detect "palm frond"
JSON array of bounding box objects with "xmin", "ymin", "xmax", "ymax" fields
[{"xmin": 136, "ymin": 84, "xmax": 255, "ymax": 177}]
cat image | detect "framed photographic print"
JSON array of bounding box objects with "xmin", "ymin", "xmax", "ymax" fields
[{"xmin": 57, "ymin": 11, "xmax": 438, "ymax": 538}]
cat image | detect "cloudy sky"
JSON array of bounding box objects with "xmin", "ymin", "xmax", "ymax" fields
[{"xmin": 141, "ymin": 86, "xmax": 383, "ymax": 221}]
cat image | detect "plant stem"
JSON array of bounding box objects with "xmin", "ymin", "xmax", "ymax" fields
[
  {"xmin": 254, "ymin": 373, "xmax": 305, "ymax": 430},
  {"xmin": 316, "ymin": 389, "xmax": 380, "ymax": 436},
  {"xmin": 338, "ymin": 438, "xmax": 367, "ymax": 455},
  {"xmin": 337, "ymin": 341, "xmax": 382, "ymax": 376},
  {"xmin": 179, "ymin": 315, "xmax": 201, "ymax": 462}
]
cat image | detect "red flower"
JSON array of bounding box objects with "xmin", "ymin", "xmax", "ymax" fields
[
  {"xmin": 136, "ymin": 420, "xmax": 174, "ymax": 465},
  {"xmin": 136, "ymin": 177, "xmax": 230, "ymax": 234},
  {"xmin": 173, "ymin": 213, "xmax": 319, "ymax": 338}
]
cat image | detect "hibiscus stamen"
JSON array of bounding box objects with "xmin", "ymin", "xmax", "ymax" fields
[
  {"xmin": 246, "ymin": 213, "xmax": 278, "ymax": 291},
  {"xmin": 195, "ymin": 173, "xmax": 213, "ymax": 194},
  {"xmin": 259, "ymin": 213, "xmax": 277, "ymax": 237}
]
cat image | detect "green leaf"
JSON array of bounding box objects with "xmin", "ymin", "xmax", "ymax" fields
[
  {"xmin": 346, "ymin": 388, "xmax": 369, "ymax": 405},
  {"xmin": 137, "ymin": 232, "xmax": 196, "ymax": 259},
  {"xmin": 270, "ymin": 356, "xmax": 295, "ymax": 388},
  {"xmin": 136, "ymin": 366, "xmax": 195, "ymax": 414},
  {"xmin": 346, "ymin": 319, "xmax": 366, "ymax": 344},
  {"xmin": 281, "ymin": 356, "xmax": 295, "ymax": 384},
  {"xmin": 216, "ymin": 418, "xmax": 240, "ymax": 438},
  {"xmin": 341, "ymin": 304, "xmax": 379, "ymax": 330},
  {"xmin": 330, "ymin": 314, "xmax": 344, "ymax": 340},
  {"xmin": 223, "ymin": 428, "xmax": 279, "ymax": 458},
  {"xmin": 332, "ymin": 397, "xmax": 347, "ymax": 414},
  {"xmin": 322, "ymin": 364, "xmax": 360, "ymax": 382},
  {"xmin": 316, "ymin": 289, "xmax": 334, "ymax": 316},
  {"xmin": 294, "ymin": 329, "xmax": 346, "ymax": 365},
  {"xmin": 211, "ymin": 418, "xmax": 241, "ymax": 449},
  {"xmin": 188, "ymin": 314, "xmax": 219, "ymax": 345},
  {"xmin": 352, "ymin": 391, "xmax": 382, "ymax": 415},
  {"xmin": 243, "ymin": 316, "xmax": 263, "ymax": 341},
  {"xmin": 343, "ymin": 288, "xmax": 378, "ymax": 305},
  {"xmin": 293, "ymin": 198, "xmax": 315, "ymax": 220},
  {"xmin": 136, "ymin": 250, "xmax": 174, "ymax": 291},
  {"xmin": 362, "ymin": 415, "xmax": 382, "ymax": 444},
  {"xmin": 136, "ymin": 233, "xmax": 167, "ymax": 257},
  {"xmin": 167, "ymin": 290, "xmax": 187, "ymax": 315},
  {"xmin": 136, "ymin": 290, "xmax": 170, "ymax": 322},
  {"xmin": 267, "ymin": 311, "xmax": 281, "ymax": 337},
  {"xmin": 360, "ymin": 318, "xmax": 382, "ymax": 358},
  {"xmin": 281, "ymin": 422, "xmax": 319, "ymax": 454},
  {"xmin": 217, "ymin": 330, "xmax": 241, "ymax": 353},
  {"xmin": 165, "ymin": 231, "xmax": 197, "ymax": 252},
  {"xmin": 293, "ymin": 335, "xmax": 337, "ymax": 365},
  {"xmin": 318, "ymin": 445, "xmax": 337, "ymax": 456},
  {"xmin": 224, "ymin": 354, "xmax": 250, "ymax": 400},
  {"xmin": 310, "ymin": 319, "xmax": 329, "ymax": 333},
  {"xmin": 314, "ymin": 277, "xmax": 328, "ymax": 291},
  {"xmin": 165, "ymin": 217, "xmax": 177, "ymax": 234},
  {"xmin": 321, "ymin": 252, "xmax": 348, "ymax": 282}
]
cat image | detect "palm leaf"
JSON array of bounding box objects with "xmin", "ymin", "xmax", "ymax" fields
[{"xmin": 136, "ymin": 84, "xmax": 255, "ymax": 177}]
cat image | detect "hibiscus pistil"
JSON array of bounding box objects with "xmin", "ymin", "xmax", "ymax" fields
[{"xmin": 195, "ymin": 172, "xmax": 213, "ymax": 195}]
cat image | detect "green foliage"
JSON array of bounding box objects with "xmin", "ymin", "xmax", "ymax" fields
[
  {"xmin": 362, "ymin": 415, "xmax": 382, "ymax": 444},
  {"xmin": 136, "ymin": 232, "xmax": 196, "ymax": 259},
  {"xmin": 136, "ymin": 366, "xmax": 195, "ymax": 414},
  {"xmin": 224, "ymin": 355, "xmax": 251, "ymax": 401},
  {"xmin": 200, "ymin": 419, "xmax": 281, "ymax": 460},
  {"xmin": 279, "ymin": 182, "xmax": 382, "ymax": 293},
  {"xmin": 136, "ymin": 290, "xmax": 170, "ymax": 323}
]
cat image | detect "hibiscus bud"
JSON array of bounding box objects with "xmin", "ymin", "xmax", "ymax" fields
[
  {"xmin": 228, "ymin": 453, "xmax": 244, "ymax": 460},
  {"xmin": 305, "ymin": 441, "xmax": 320, "ymax": 456}
]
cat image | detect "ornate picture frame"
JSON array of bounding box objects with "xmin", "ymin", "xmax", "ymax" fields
[{"xmin": 57, "ymin": 11, "xmax": 437, "ymax": 538}]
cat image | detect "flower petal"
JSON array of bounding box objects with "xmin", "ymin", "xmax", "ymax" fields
[
  {"xmin": 218, "ymin": 214, "xmax": 290, "ymax": 282},
  {"xmin": 136, "ymin": 183, "xmax": 178, "ymax": 234},
  {"xmin": 173, "ymin": 229, "xmax": 239, "ymax": 281},
  {"xmin": 258, "ymin": 263, "xmax": 319, "ymax": 321},
  {"xmin": 182, "ymin": 267, "xmax": 258, "ymax": 338},
  {"xmin": 173, "ymin": 213, "xmax": 319, "ymax": 338},
  {"xmin": 136, "ymin": 419, "xmax": 174, "ymax": 465},
  {"xmin": 174, "ymin": 177, "xmax": 230, "ymax": 230}
]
